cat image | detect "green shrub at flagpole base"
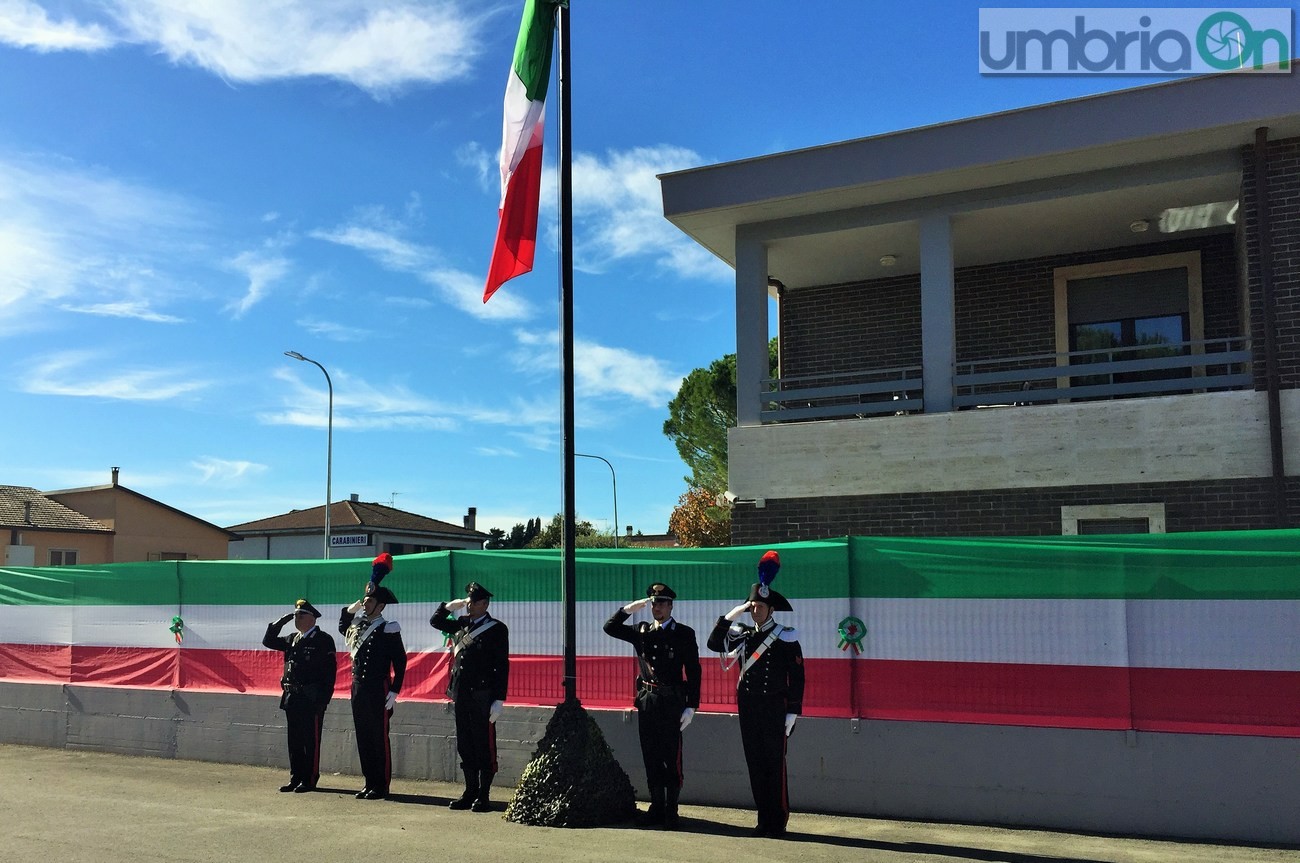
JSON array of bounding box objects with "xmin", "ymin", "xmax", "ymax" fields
[{"xmin": 505, "ymin": 698, "xmax": 637, "ymax": 827}]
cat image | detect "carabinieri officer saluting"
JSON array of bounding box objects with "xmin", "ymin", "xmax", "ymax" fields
[
  {"xmin": 339, "ymin": 553, "xmax": 406, "ymax": 801},
  {"xmin": 603, "ymin": 581, "xmax": 701, "ymax": 829},
  {"xmin": 263, "ymin": 598, "xmax": 336, "ymax": 793},
  {"xmin": 706, "ymin": 551, "xmax": 804, "ymax": 839},
  {"xmin": 431, "ymin": 581, "xmax": 509, "ymax": 812}
]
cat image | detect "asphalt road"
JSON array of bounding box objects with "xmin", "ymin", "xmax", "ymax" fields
[{"xmin": 1, "ymin": 745, "xmax": 1294, "ymax": 863}]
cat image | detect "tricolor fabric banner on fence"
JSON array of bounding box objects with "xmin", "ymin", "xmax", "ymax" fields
[{"xmin": 2, "ymin": 532, "xmax": 1297, "ymax": 737}]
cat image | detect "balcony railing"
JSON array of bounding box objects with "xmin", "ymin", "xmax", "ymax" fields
[
  {"xmin": 760, "ymin": 365, "xmax": 923, "ymax": 422},
  {"xmin": 758, "ymin": 337, "xmax": 1252, "ymax": 423},
  {"xmin": 953, "ymin": 337, "xmax": 1252, "ymax": 407}
]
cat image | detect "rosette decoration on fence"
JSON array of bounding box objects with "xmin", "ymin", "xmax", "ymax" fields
[{"xmin": 1, "ymin": 532, "xmax": 1298, "ymax": 737}]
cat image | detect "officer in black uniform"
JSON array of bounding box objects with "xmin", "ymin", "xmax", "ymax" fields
[
  {"xmin": 603, "ymin": 581, "xmax": 701, "ymax": 829},
  {"xmin": 706, "ymin": 551, "xmax": 804, "ymax": 838},
  {"xmin": 340, "ymin": 559, "xmax": 406, "ymax": 801},
  {"xmin": 430, "ymin": 580, "xmax": 509, "ymax": 812},
  {"xmin": 263, "ymin": 598, "xmax": 337, "ymax": 793}
]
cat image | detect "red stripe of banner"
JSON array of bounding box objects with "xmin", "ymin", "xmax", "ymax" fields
[{"xmin": 2, "ymin": 644, "xmax": 1296, "ymax": 738}]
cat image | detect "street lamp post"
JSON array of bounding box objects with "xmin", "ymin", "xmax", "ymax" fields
[
  {"xmin": 284, "ymin": 351, "xmax": 333, "ymax": 559},
  {"xmin": 575, "ymin": 452, "xmax": 618, "ymax": 548}
]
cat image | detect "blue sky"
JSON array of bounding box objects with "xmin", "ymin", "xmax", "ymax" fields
[{"xmin": 0, "ymin": 1, "xmax": 1263, "ymax": 539}]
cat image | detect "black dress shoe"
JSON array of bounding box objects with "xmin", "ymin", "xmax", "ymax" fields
[
  {"xmin": 293, "ymin": 784, "xmax": 315, "ymax": 793},
  {"xmin": 448, "ymin": 796, "xmax": 473, "ymax": 810},
  {"xmin": 470, "ymin": 799, "xmax": 491, "ymax": 812},
  {"xmin": 279, "ymin": 782, "xmax": 300, "ymax": 793},
  {"xmin": 362, "ymin": 789, "xmax": 388, "ymax": 800},
  {"xmin": 750, "ymin": 826, "xmax": 770, "ymax": 838},
  {"xmin": 355, "ymin": 788, "xmax": 372, "ymax": 799}
]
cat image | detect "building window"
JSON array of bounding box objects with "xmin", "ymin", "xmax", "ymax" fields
[
  {"xmin": 49, "ymin": 549, "xmax": 78, "ymax": 566},
  {"xmin": 1054, "ymin": 252, "xmax": 1203, "ymax": 395},
  {"xmin": 1061, "ymin": 503, "xmax": 1166, "ymax": 535}
]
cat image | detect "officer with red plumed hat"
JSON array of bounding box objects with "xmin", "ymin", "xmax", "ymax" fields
[
  {"xmin": 706, "ymin": 550, "xmax": 804, "ymax": 838},
  {"xmin": 339, "ymin": 552, "xmax": 406, "ymax": 800}
]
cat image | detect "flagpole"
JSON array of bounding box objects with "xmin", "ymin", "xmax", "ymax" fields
[{"xmin": 557, "ymin": 2, "xmax": 578, "ymax": 705}]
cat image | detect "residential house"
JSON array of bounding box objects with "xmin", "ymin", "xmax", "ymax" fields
[
  {"xmin": 45, "ymin": 467, "xmax": 236, "ymax": 561},
  {"xmin": 0, "ymin": 485, "xmax": 113, "ymax": 567},
  {"xmin": 659, "ymin": 69, "xmax": 1300, "ymax": 542},
  {"xmin": 227, "ymin": 495, "xmax": 489, "ymax": 559}
]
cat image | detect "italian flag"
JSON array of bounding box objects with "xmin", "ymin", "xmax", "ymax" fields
[
  {"xmin": 2, "ymin": 534, "xmax": 1298, "ymax": 738},
  {"xmin": 484, "ymin": 0, "xmax": 558, "ymax": 303}
]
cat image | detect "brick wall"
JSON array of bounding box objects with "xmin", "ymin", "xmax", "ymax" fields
[
  {"xmin": 1242, "ymin": 135, "xmax": 1300, "ymax": 388},
  {"xmin": 730, "ymin": 477, "xmax": 1298, "ymax": 543},
  {"xmin": 779, "ymin": 234, "xmax": 1241, "ymax": 377}
]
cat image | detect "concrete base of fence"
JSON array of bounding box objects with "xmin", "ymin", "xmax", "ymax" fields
[{"xmin": 1, "ymin": 681, "xmax": 1295, "ymax": 844}]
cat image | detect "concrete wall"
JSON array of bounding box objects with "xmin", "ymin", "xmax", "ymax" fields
[{"xmin": 2, "ymin": 681, "xmax": 1295, "ymax": 845}]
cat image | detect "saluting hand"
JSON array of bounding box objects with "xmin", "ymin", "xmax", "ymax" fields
[
  {"xmin": 445, "ymin": 597, "xmax": 469, "ymax": 613},
  {"xmin": 724, "ymin": 601, "xmax": 752, "ymax": 622},
  {"xmin": 273, "ymin": 612, "xmax": 294, "ymax": 628},
  {"xmin": 621, "ymin": 597, "xmax": 651, "ymax": 614}
]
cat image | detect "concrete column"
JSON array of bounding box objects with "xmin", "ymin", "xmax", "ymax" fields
[
  {"xmin": 735, "ymin": 231, "xmax": 769, "ymax": 427},
  {"xmin": 920, "ymin": 213, "xmax": 956, "ymax": 413}
]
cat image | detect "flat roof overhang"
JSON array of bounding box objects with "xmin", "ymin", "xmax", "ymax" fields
[{"xmin": 660, "ymin": 69, "xmax": 1300, "ymax": 288}]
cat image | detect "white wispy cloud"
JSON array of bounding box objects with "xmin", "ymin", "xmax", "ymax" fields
[
  {"xmin": 541, "ymin": 145, "xmax": 731, "ymax": 281},
  {"xmin": 61, "ymin": 300, "xmax": 186, "ymax": 323},
  {"xmin": 262, "ymin": 365, "xmax": 565, "ymax": 440},
  {"xmin": 192, "ymin": 456, "xmax": 268, "ymax": 484},
  {"xmin": 0, "ymin": 1, "xmax": 490, "ymax": 96},
  {"xmin": 0, "ymin": 152, "xmax": 208, "ymax": 335},
  {"xmin": 313, "ymin": 211, "xmax": 535, "ymax": 322},
  {"xmin": 297, "ymin": 317, "xmax": 372, "ymax": 342},
  {"xmin": 510, "ymin": 329, "xmax": 683, "ymax": 409},
  {"xmin": 0, "ymin": 0, "xmax": 115, "ymax": 51},
  {"xmin": 311, "ymin": 222, "xmax": 433, "ymax": 272},
  {"xmin": 20, "ymin": 350, "xmax": 211, "ymax": 401},
  {"xmin": 225, "ymin": 248, "xmax": 290, "ymax": 318}
]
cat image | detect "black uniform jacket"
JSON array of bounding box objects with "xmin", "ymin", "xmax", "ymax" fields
[
  {"xmin": 263, "ymin": 624, "xmax": 338, "ymax": 710},
  {"xmin": 339, "ymin": 609, "xmax": 407, "ymax": 695},
  {"xmin": 603, "ymin": 609, "xmax": 702, "ymax": 709},
  {"xmin": 707, "ymin": 617, "xmax": 805, "ymax": 714},
  {"xmin": 430, "ymin": 605, "xmax": 509, "ymax": 702}
]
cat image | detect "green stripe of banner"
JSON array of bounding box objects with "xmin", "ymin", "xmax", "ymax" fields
[
  {"xmin": 512, "ymin": 0, "xmax": 557, "ymax": 103},
  {"xmin": 3, "ymin": 531, "xmax": 1299, "ymax": 606}
]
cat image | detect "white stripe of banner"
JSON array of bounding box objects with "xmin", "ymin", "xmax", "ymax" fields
[{"xmin": 3, "ymin": 599, "xmax": 1298, "ymax": 671}]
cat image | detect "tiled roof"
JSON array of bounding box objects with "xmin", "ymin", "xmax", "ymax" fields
[
  {"xmin": 228, "ymin": 500, "xmax": 488, "ymax": 538},
  {"xmin": 0, "ymin": 486, "xmax": 112, "ymax": 533},
  {"xmin": 45, "ymin": 483, "xmax": 239, "ymax": 538}
]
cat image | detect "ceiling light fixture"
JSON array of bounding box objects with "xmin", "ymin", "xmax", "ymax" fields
[{"xmin": 879, "ymin": 254, "xmax": 898, "ymax": 267}]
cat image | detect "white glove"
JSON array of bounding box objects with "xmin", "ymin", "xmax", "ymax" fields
[
  {"xmin": 346, "ymin": 599, "xmax": 364, "ymax": 614},
  {"xmin": 724, "ymin": 602, "xmax": 751, "ymax": 622},
  {"xmin": 679, "ymin": 707, "xmax": 695, "ymax": 731},
  {"xmin": 385, "ymin": 691, "xmax": 397, "ymax": 711},
  {"xmin": 784, "ymin": 713, "xmax": 797, "ymax": 737},
  {"xmin": 489, "ymin": 700, "xmax": 504, "ymax": 724},
  {"xmin": 621, "ymin": 597, "xmax": 651, "ymax": 614},
  {"xmin": 445, "ymin": 598, "xmax": 469, "ymax": 613}
]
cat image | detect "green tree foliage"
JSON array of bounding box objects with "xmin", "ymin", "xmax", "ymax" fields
[
  {"xmin": 663, "ymin": 338, "xmax": 779, "ymax": 492},
  {"xmin": 485, "ymin": 517, "xmax": 542, "ymax": 550},
  {"xmin": 526, "ymin": 514, "xmax": 617, "ymax": 549}
]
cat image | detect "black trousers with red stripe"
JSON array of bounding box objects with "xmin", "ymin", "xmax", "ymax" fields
[
  {"xmin": 453, "ymin": 688, "xmax": 498, "ymax": 775},
  {"xmin": 737, "ymin": 693, "xmax": 790, "ymax": 833},
  {"xmin": 284, "ymin": 704, "xmax": 326, "ymax": 787},
  {"xmin": 351, "ymin": 686, "xmax": 392, "ymax": 792},
  {"xmin": 635, "ymin": 686, "xmax": 686, "ymax": 791}
]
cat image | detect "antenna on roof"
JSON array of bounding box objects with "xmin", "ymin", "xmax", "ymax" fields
[{"xmin": 389, "ymin": 492, "xmax": 401, "ymax": 507}]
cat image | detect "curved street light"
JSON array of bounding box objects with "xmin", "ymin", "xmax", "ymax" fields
[
  {"xmin": 284, "ymin": 351, "xmax": 333, "ymax": 559},
  {"xmin": 575, "ymin": 452, "xmax": 618, "ymax": 548}
]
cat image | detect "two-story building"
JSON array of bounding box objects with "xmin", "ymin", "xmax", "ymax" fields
[{"xmin": 660, "ymin": 69, "xmax": 1300, "ymax": 542}]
